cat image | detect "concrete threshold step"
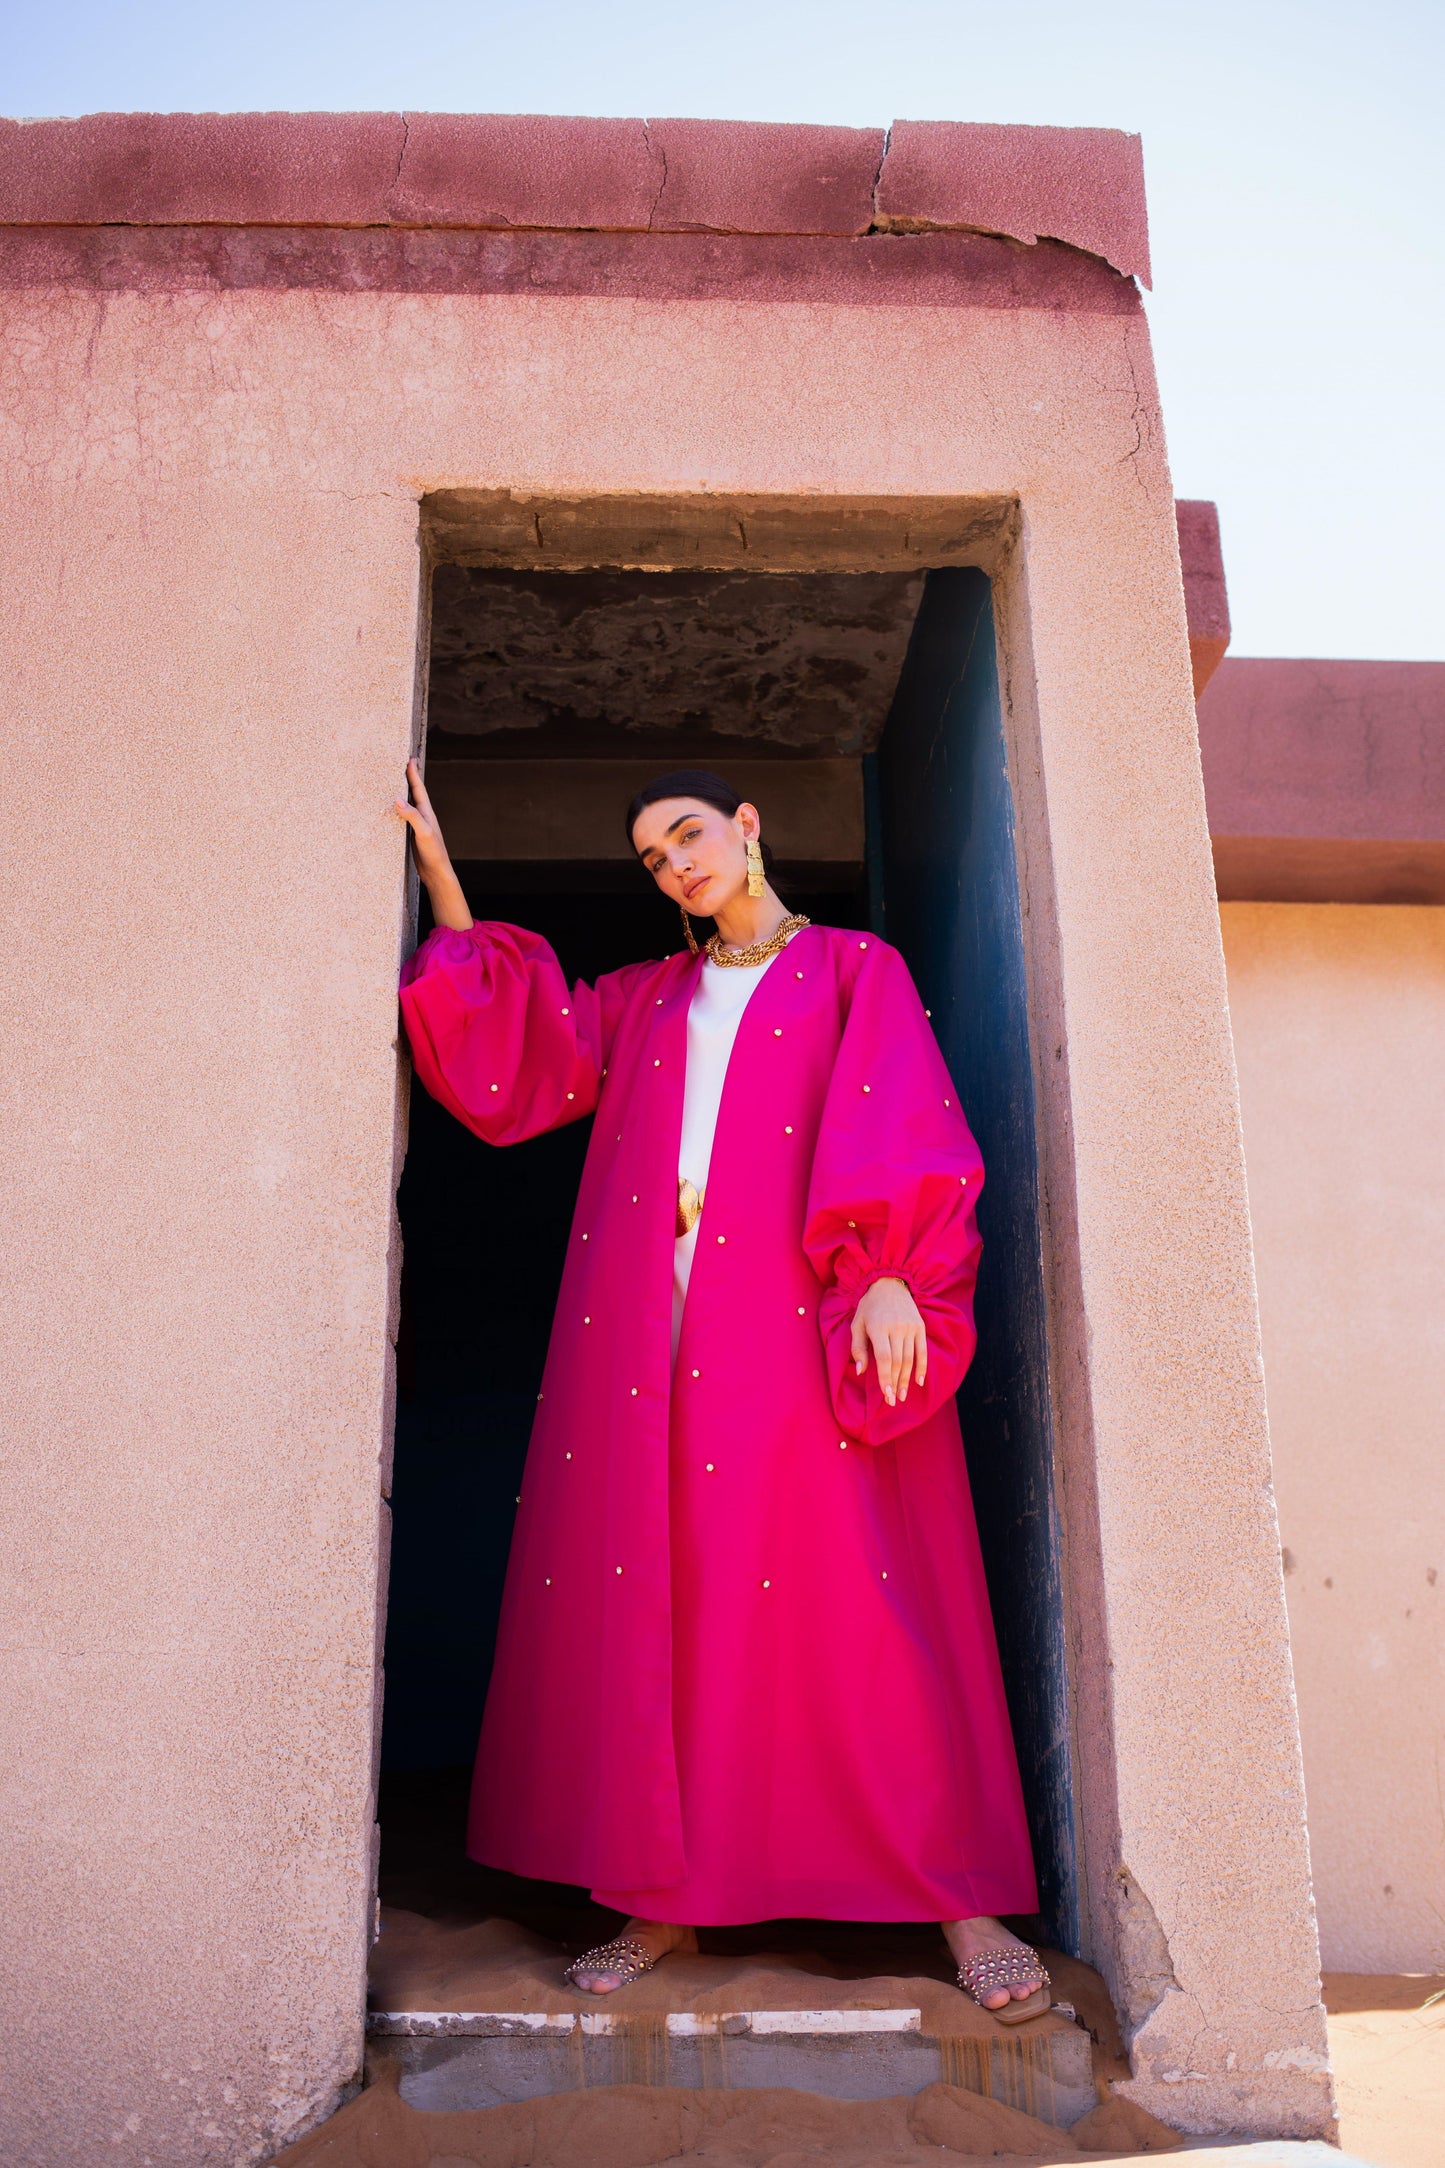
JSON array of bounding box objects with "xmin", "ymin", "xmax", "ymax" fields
[{"xmin": 365, "ymin": 2002, "xmax": 1096, "ymax": 2125}]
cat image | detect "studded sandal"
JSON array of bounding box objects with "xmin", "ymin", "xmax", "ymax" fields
[
  {"xmin": 563, "ymin": 1936, "xmax": 659, "ymax": 1992},
  {"xmin": 957, "ymin": 1944, "xmax": 1052, "ymax": 2025}
]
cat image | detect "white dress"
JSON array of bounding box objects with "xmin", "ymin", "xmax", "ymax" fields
[{"xmin": 671, "ymin": 946, "xmax": 783, "ymax": 1361}]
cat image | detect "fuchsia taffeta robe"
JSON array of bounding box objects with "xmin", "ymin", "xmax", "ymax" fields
[{"xmin": 399, "ymin": 919, "xmax": 1038, "ymax": 1925}]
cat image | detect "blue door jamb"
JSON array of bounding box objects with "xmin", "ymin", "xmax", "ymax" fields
[{"xmin": 874, "ymin": 567, "xmax": 1079, "ymax": 1954}]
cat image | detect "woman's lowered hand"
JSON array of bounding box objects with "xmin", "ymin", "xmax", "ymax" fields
[
  {"xmin": 395, "ymin": 758, "xmax": 474, "ymax": 931},
  {"xmin": 850, "ymin": 1277, "xmax": 927, "ymax": 1407}
]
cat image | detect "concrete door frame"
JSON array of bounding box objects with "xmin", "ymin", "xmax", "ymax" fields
[{"xmin": 397, "ymin": 486, "xmax": 1333, "ymax": 2136}]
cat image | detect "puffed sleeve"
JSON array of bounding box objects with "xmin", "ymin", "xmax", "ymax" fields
[
  {"xmin": 803, "ymin": 940, "xmax": 985, "ymax": 1445},
  {"xmin": 399, "ymin": 920, "xmax": 648, "ymax": 1146}
]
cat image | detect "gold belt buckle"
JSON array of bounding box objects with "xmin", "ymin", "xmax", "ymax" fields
[{"xmin": 676, "ymin": 1178, "xmax": 703, "ymax": 1238}]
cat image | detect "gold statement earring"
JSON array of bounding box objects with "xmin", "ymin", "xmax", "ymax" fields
[
  {"xmin": 679, "ymin": 906, "xmax": 700, "ymax": 955},
  {"xmin": 746, "ymin": 836, "xmax": 766, "ymax": 899}
]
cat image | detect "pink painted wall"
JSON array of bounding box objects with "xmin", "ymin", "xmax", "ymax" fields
[
  {"xmin": 0, "ymin": 114, "xmax": 1325, "ymax": 2160},
  {"xmin": 1221, "ymin": 904, "xmax": 1445, "ymax": 1972}
]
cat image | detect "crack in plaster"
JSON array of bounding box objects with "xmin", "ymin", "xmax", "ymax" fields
[
  {"xmin": 79, "ymin": 292, "xmax": 107, "ymax": 381},
  {"xmin": 394, "ymin": 113, "xmax": 411, "ymax": 198},
  {"xmin": 1118, "ymin": 338, "xmax": 1151, "ymax": 492},
  {"xmin": 868, "ymin": 125, "xmax": 893, "ymax": 230},
  {"xmin": 1111, "ymin": 1870, "xmax": 1333, "ymax": 2128},
  {"xmin": 1113, "ymin": 1863, "xmax": 1180, "ymax": 2035},
  {"xmin": 642, "ymin": 120, "xmax": 668, "ymax": 233}
]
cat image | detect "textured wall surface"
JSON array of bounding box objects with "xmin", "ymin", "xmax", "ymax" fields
[
  {"xmin": 1222, "ymin": 903, "xmax": 1445, "ymax": 1973},
  {"xmin": 0, "ymin": 199, "xmax": 1323, "ymax": 2157}
]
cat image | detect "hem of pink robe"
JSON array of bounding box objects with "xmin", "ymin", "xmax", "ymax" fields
[
  {"xmin": 466, "ymin": 1834, "xmax": 1036, "ymax": 1927},
  {"xmin": 584, "ymin": 1872, "xmax": 1038, "ymax": 1927}
]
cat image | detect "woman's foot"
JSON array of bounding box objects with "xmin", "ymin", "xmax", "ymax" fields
[
  {"xmin": 567, "ymin": 1917, "xmax": 698, "ymax": 1994},
  {"xmin": 942, "ymin": 1915, "xmax": 1047, "ymax": 2011}
]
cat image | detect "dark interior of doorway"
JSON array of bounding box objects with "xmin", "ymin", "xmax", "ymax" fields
[{"xmin": 380, "ymin": 564, "xmax": 1076, "ymax": 1963}]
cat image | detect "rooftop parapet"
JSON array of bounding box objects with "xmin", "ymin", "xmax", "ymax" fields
[
  {"xmin": 1199, "ymin": 657, "xmax": 1445, "ymax": 903},
  {"xmin": 0, "ymin": 111, "xmax": 1148, "ymax": 280}
]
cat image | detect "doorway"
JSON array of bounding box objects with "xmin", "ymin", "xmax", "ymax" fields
[{"xmin": 380, "ymin": 551, "xmax": 1075, "ymax": 1955}]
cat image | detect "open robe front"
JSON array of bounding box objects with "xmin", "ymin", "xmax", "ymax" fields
[{"xmin": 399, "ymin": 920, "xmax": 1038, "ymax": 1924}]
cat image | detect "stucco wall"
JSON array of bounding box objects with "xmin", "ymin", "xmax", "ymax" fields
[
  {"xmin": 1221, "ymin": 903, "xmax": 1445, "ymax": 1972},
  {"xmin": 0, "ymin": 251, "xmax": 1327, "ymax": 2156},
  {"xmin": 0, "ymin": 461, "xmax": 421, "ymax": 2162}
]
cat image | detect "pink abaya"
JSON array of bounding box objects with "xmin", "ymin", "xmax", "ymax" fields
[{"xmin": 399, "ymin": 920, "xmax": 1038, "ymax": 1924}]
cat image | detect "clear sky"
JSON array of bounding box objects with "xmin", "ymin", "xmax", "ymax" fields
[{"xmin": 6, "ymin": 0, "xmax": 1441, "ymax": 660}]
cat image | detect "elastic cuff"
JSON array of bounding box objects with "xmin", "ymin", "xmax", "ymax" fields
[
  {"xmin": 847, "ymin": 1263, "xmax": 916, "ymax": 1300},
  {"xmin": 425, "ymin": 919, "xmax": 482, "ymax": 945}
]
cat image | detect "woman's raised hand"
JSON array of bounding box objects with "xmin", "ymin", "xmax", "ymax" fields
[
  {"xmin": 395, "ymin": 759, "xmax": 474, "ymax": 931},
  {"xmin": 850, "ymin": 1276, "xmax": 928, "ymax": 1409},
  {"xmin": 395, "ymin": 758, "xmax": 451, "ymax": 882}
]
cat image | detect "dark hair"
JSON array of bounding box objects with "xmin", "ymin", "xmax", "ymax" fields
[
  {"xmin": 626, "ymin": 770, "xmax": 777, "ymax": 929},
  {"xmin": 626, "ymin": 768, "xmax": 775, "ymax": 874},
  {"xmin": 626, "ymin": 767, "xmax": 735, "ymax": 842}
]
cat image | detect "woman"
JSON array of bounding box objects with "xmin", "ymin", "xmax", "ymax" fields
[{"xmin": 395, "ymin": 761, "xmax": 1049, "ymax": 2020}]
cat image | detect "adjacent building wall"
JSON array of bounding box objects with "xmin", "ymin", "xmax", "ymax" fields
[
  {"xmin": 1200, "ymin": 658, "xmax": 1445, "ymax": 905},
  {"xmin": 1221, "ymin": 903, "xmax": 1445, "ymax": 1972}
]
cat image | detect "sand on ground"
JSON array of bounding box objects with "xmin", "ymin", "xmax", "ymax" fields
[
  {"xmin": 267, "ymin": 2068, "xmax": 1184, "ymax": 2166},
  {"xmin": 269, "ymin": 1909, "xmax": 1183, "ymax": 2167},
  {"xmin": 264, "ymin": 1947, "xmax": 1445, "ymax": 2167},
  {"xmin": 1323, "ymin": 1973, "xmax": 1445, "ymax": 2168}
]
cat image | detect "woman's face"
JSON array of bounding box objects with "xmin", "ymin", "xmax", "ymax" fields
[{"xmin": 631, "ymin": 797, "xmax": 760, "ymax": 917}]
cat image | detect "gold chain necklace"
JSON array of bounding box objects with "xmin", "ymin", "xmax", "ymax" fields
[{"xmin": 704, "ymin": 913, "xmax": 811, "ymax": 968}]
